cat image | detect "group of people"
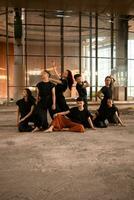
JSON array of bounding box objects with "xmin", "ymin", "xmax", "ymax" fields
[{"xmin": 16, "ymin": 67, "xmax": 125, "ymax": 133}]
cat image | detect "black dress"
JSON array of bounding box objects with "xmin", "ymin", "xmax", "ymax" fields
[
  {"xmin": 55, "ymin": 78, "xmax": 69, "ymax": 112},
  {"xmin": 98, "ymin": 86, "xmax": 112, "ymax": 116},
  {"xmin": 16, "ymin": 98, "xmax": 35, "ymax": 132}
]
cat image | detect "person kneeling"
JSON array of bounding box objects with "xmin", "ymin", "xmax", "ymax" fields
[{"xmin": 45, "ymin": 97, "xmax": 96, "ymax": 133}]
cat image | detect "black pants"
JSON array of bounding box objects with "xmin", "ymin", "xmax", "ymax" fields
[
  {"xmin": 18, "ymin": 116, "xmax": 34, "ymax": 132},
  {"xmin": 107, "ymin": 114, "xmax": 119, "ymax": 124},
  {"xmin": 34, "ymin": 102, "xmax": 56, "ymax": 130}
]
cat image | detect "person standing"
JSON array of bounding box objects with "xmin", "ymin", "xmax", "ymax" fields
[
  {"xmin": 49, "ymin": 66, "xmax": 74, "ymax": 112},
  {"xmin": 74, "ymin": 74, "xmax": 89, "ymax": 109},
  {"xmin": 33, "ymin": 70, "xmax": 56, "ymax": 132}
]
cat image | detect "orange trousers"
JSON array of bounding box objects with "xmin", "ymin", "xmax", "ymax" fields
[{"xmin": 51, "ymin": 114, "xmax": 85, "ymax": 133}]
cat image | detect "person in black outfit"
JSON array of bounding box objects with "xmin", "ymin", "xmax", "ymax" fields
[
  {"xmin": 74, "ymin": 74, "xmax": 89, "ymax": 109},
  {"xmin": 33, "ymin": 70, "xmax": 56, "ymax": 132},
  {"xmin": 66, "ymin": 99, "xmax": 94, "ymax": 129},
  {"xmin": 44, "ymin": 97, "xmax": 96, "ymax": 132},
  {"xmin": 92, "ymin": 76, "xmax": 115, "ymax": 127},
  {"xmin": 105, "ymin": 99, "xmax": 125, "ymax": 126},
  {"xmin": 96, "ymin": 76, "xmax": 115, "ymax": 117},
  {"xmin": 49, "ymin": 67, "xmax": 74, "ymax": 112},
  {"xmin": 16, "ymin": 88, "xmax": 35, "ymax": 132}
]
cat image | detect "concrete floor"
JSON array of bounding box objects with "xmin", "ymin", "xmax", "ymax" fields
[{"xmin": 0, "ymin": 106, "xmax": 134, "ymax": 200}]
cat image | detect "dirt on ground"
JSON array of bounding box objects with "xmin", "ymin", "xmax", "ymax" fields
[{"xmin": 0, "ymin": 107, "xmax": 134, "ymax": 200}]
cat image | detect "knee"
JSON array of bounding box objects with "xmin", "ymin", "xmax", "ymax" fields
[
  {"xmin": 56, "ymin": 114, "xmax": 63, "ymax": 119},
  {"xmin": 79, "ymin": 125, "xmax": 85, "ymax": 133}
]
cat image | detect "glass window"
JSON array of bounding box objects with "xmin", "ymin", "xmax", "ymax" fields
[{"xmin": 0, "ymin": 8, "xmax": 7, "ymax": 100}]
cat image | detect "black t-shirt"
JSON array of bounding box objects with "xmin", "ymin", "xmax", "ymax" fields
[
  {"xmin": 67, "ymin": 107, "xmax": 92, "ymax": 127},
  {"xmin": 76, "ymin": 82, "xmax": 87, "ymax": 99},
  {"xmin": 56, "ymin": 79, "xmax": 68, "ymax": 98},
  {"xmin": 101, "ymin": 86, "xmax": 112, "ymax": 101},
  {"xmin": 16, "ymin": 98, "xmax": 35, "ymax": 119},
  {"xmin": 36, "ymin": 81, "xmax": 55, "ymax": 99}
]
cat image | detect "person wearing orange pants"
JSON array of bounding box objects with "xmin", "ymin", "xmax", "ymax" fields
[
  {"xmin": 48, "ymin": 114, "xmax": 85, "ymax": 132},
  {"xmin": 44, "ymin": 97, "xmax": 96, "ymax": 133}
]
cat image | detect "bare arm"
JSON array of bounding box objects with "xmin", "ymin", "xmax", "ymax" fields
[
  {"xmin": 110, "ymin": 75, "xmax": 115, "ymax": 89},
  {"xmin": 36, "ymin": 87, "xmax": 40, "ymax": 104},
  {"xmin": 52, "ymin": 87, "xmax": 56, "ymax": 110},
  {"xmin": 115, "ymin": 111, "xmax": 125, "ymax": 126},
  {"xmin": 54, "ymin": 110, "xmax": 70, "ymax": 117},
  {"xmin": 96, "ymin": 90, "xmax": 103, "ymax": 100},
  {"xmin": 49, "ymin": 77, "xmax": 62, "ymax": 84},
  {"xmin": 51, "ymin": 62, "xmax": 61, "ymax": 79},
  {"xmin": 83, "ymin": 81, "xmax": 90, "ymax": 88},
  {"xmin": 88, "ymin": 117, "xmax": 96, "ymax": 130},
  {"xmin": 19, "ymin": 105, "xmax": 35, "ymax": 123}
]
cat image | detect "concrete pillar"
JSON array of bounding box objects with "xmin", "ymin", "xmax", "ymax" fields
[
  {"xmin": 13, "ymin": 8, "xmax": 25, "ymax": 100},
  {"xmin": 114, "ymin": 15, "xmax": 128, "ymax": 100}
]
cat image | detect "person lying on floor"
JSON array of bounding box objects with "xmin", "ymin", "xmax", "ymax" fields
[{"xmin": 44, "ymin": 97, "xmax": 96, "ymax": 133}]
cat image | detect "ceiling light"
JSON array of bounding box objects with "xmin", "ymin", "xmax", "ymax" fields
[{"xmin": 56, "ymin": 14, "xmax": 70, "ymax": 18}]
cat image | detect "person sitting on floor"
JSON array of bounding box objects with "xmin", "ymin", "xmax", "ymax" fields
[
  {"xmin": 105, "ymin": 99, "xmax": 125, "ymax": 126},
  {"xmin": 16, "ymin": 88, "xmax": 35, "ymax": 132},
  {"xmin": 44, "ymin": 97, "xmax": 96, "ymax": 133},
  {"xmin": 93, "ymin": 98, "xmax": 125, "ymax": 127}
]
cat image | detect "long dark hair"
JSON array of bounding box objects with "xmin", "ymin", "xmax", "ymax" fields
[
  {"xmin": 66, "ymin": 70, "xmax": 74, "ymax": 90},
  {"xmin": 105, "ymin": 76, "xmax": 112, "ymax": 88},
  {"xmin": 25, "ymin": 88, "xmax": 35, "ymax": 103}
]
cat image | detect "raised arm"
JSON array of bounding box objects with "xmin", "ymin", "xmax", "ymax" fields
[
  {"xmin": 83, "ymin": 81, "xmax": 90, "ymax": 88},
  {"xmin": 96, "ymin": 90, "xmax": 103, "ymax": 100},
  {"xmin": 110, "ymin": 75, "xmax": 115, "ymax": 88},
  {"xmin": 49, "ymin": 77, "xmax": 62, "ymax": 84}
]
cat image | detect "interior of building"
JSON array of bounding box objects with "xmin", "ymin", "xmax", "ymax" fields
[
  {"xmin": 0, "ymin": 1, "xmax": 134, "ymax": 200},
  {"xmin": 0, "ymin": 0, "xmax": 134, "ymax": 103}
]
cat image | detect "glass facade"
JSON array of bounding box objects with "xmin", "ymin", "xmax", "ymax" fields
[{"xmin": 0, "ymin": 9, "xmax": 133, "ymax": 102}]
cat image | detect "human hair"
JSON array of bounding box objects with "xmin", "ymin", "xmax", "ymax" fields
[
  {"xmin": 44, "ymin": 70, "xmax": 51, "ymax": 77},
  {"xmin": 105, "ymin": 76, "xmax": 111, "ymax": 81},
  {"xmin": 74, "ymin": 74, "xmax": 81, "ymax": 80},
  {"xmin": 66, "ymin": 69, "xmax": 74, "ymax": 90},
  {"xmin": 105, "ymin": 76, "xmax": 113, "ymax": 88},
  {"xmin": 76, "ymin": 97, "xmax": 84, "ymax": 102},
  {"xmin": 25, "ymin": 88, "xmax": 35, "ymax": 102}
]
